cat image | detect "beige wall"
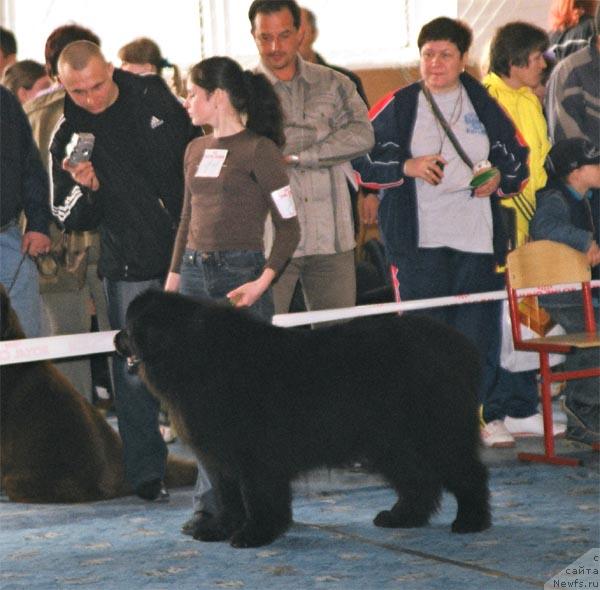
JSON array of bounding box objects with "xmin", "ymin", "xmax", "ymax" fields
[{"xmin": 355, "ymin": 66, "xmax": 420, "ymax": 108}]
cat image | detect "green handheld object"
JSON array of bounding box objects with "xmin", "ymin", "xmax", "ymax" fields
[{"xmin": 470, "ymin": 167, "xmax": 499, "ymax": 188}]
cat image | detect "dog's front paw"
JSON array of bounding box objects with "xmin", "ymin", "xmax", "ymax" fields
[
  {"xmin": 229, "ymin": 523, "xmax": 280, "ymax": 548},
  {"xmin": 451, "ymin": 512, "xmax": 491, "ymax": 534},
  {"xmin": 191, "ymin": 514, "xmax": 231, "ymax": 542},
  {"xmin": 373, "ymin": 510, "xmax": 429, "ymax": 528}
]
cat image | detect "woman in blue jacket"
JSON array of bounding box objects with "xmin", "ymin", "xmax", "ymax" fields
[{"xmin": 354, "ymin": 17, "xmax": 529, "ymax": 443}]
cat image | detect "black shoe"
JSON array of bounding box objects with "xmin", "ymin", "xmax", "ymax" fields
[
  {"xmin": 181, "ymin": 510, "xmax": 212, "ymax": 536},
  {"xmin": 566, "ymin": 425, "xmax": 600, "ymax": 446},
  {"xmin": 135, "ymin": 479, "xmax": 170, "ymax": 502}
]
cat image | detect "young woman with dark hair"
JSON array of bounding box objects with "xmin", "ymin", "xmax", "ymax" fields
[
  {"xmin": 165, "ymin": 56, "xmax": 299, "ymax": 316},
  {"xmin": 165, "ymin": 55, "xmax": 300, "ymax": 534}
]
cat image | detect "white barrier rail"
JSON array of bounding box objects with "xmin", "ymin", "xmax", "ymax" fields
[{"xmin": 1, "ymin": 280, "xmax": 598, "ymax": 366}]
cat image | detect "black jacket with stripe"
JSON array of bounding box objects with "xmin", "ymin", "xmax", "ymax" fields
[{"xmin": 50, "ymin": 69, "xmax": 202, "ymax": 281}]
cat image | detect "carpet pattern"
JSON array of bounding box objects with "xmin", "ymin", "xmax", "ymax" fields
[{"xmin": 1, "ymin": 449, "xmax": 598, "ymax": 590}]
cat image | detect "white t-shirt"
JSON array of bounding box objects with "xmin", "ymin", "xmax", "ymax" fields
[{"xmin": 411, "ymin": 85, "xmax": 494, "ymax": 254}]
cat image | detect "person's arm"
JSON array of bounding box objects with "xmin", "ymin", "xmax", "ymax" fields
[
  {"xmin": 484, "ymin": 94, "xmax": 530, "ymax": 197},
  {"xmin": 530, "ymin": 190, "xmax": 593, "ymax": 253},
  {"xmin": 227, "ymin": 268, "xmax": 276, "ymax": 308},
  {"xmin": 15, "ymin": 96, "xmax": 52, "ymax": 255},
  {"xmin": 352, "ymin": 88, "xmax": 412, "ymax": 191},
  {"xmin": 49, "ymin": 121, "xmax": 103, "ymax": 231},
  {"xmin": 292, "ymin": 72, "xmax": 374, "ymax": 169},
  {"xmin": 545, "ymin": 60, "xmax": 588, "ymax": 143},
  {"xmin": 228, "ymin": 140, "xmax": 301, "ymax": 309},
  {"xmin": 166, "ymin": 143, "xmax": 195, "ymax": 290}
]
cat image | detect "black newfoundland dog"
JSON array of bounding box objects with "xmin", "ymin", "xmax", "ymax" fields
[{"xmin": 115, "ymin": 290, "xmax": 491, "ymax": 547}]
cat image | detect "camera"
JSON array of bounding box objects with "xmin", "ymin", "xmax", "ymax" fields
[{"xmin": 65, "ymin": 132, "xmax": 95, "ymax": 166}]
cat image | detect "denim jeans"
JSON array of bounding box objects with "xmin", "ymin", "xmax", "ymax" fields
[
  {"xmin": 482, "ymin": 368, "xmax": 539, "ymax": 422},
  {"xmin": 180, "ymin": 249, "xmax": 273, "ymax": 321},
  {"xmin": 0, "ymin": 223, "xmax": 41, "ymax": 337},
  {"xmin": 179, "ymin": 248, "xmax": 273, "ymax": 515},
  {"xmin": 392, "ymin": 247, "xmax": 503, "ymax": 404},
  {"xmin": 103, "ymin": 277, "xmax": 167, "ymax": 489}
]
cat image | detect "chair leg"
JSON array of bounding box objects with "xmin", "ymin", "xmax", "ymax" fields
[{"xmin": 518, "ymin": 353, "xmax": 582, "ymax": 467}]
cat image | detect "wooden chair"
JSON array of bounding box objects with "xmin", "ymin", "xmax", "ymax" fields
[{"xmin": 505, "ymin": 240, "xmax": 600, "ymax": 467}]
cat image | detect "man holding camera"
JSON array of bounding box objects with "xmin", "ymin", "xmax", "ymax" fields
[{"xmin": 50, "ymin": 41, "xmax": 201, "ymax": 501}]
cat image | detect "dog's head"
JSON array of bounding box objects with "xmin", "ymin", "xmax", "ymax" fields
[{"xmin": 114, "ymin": 289, "xmax": 220, "ymax": 378}]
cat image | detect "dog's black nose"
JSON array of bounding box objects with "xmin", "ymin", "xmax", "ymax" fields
[
  {"xmin": 113, "ymin": 330, "xmax": 141, "ymax": 374},
  {"xmin": 113, "ymin": 330, "xmax": 129, "ymax": 357}
]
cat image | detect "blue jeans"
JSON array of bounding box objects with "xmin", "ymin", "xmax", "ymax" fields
[
  {"xmin": 179, "ymin": 248, "xmax": 273, "ymax": 515},
  {"xmin": 392, "ymin": 247, "xmax": 503, "ymax": 404},
  {"xmin": 0, "ymin": 223, "xmax": 41, "ymax": 337},
  {"xmin": 180, "ymin": 249, "xmax": 273, "ymax": 321},
  {"xmin": 482, "ymin": 368, "xmax": 539, "ymax": 422},
  {"xmin": 103, "ymin": 277, "xmax": 167, "ymax": 489}
]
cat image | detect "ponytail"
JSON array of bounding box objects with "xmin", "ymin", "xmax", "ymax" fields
[
  {"xmin": 242, "ymin": 70, "xmax": 285, "ymax": 147},
  {"xmin": 190, "ymin": 56, "xmax": 285, "ymax": 147}
]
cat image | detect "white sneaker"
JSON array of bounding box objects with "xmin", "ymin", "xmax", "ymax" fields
[
  {"xmin": 504, "ymin": 413, "xmax": 567, "ymax": 438},
  {"xmin": 481, "ymin": 420, "xmax": 516, "ymax": 448}
]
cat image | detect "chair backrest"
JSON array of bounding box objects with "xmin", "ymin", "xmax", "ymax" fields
[{"xmin": 506, "ymin": 240, "xmax": 591, "ymax": 290}]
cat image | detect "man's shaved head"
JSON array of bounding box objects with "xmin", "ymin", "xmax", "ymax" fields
[{"xmin": 58, "ymin": 40, "xmax": 105, "ymax": 74}]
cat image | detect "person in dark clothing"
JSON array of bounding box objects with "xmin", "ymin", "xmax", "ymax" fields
[
  {"xmin": 0, "ymin": 86, "xmax": 51, "ymax": 336},
  {"xmin": 50, "ymin": 41, "xmax": 202, "ymax": 501},
  {"xmin": 530, "ymin": 137, "xmax": 600, "ymax": 447},
  {"xmin": 548, "ymin": 0, "xmax": 596, "ymax": 61}
]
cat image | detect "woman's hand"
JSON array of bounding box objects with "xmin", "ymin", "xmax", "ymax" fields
[
  {"xmin": 164, "ymin": 272, "xmax": 180, "ymax": 292},
  {"xmin": 227, "ymin": 268, "xmax": 276, "ymax": 308},
  {"xmin": 472, "ymin": 168, "xmax": 501, "ymax": 198},
  {"xmin": 586, "ymin": 240, "xmax": 600, "ymax": 267},
  {"xmin": 403, "ymin": 155, "xmax": 447, "ymax": 185},
  {"xmin": 360, "ymin": 192, "xmax": 380, "ymax": 225}
]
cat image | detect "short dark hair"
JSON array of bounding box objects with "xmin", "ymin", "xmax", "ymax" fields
[
  {"xmin": 248, "ymin": 0, "xmax": 301, "ymax": 31},
  {"xmin": 0, "ymin": 27, "xmax": 17, "ymax": 57},
  {"xmin": 489, "ymin": 22, "xmax": 549, "ymax": 77},
  {"xmin": 1, "ymin": 59, "xmax": 45, "ymax": 95},
  {"xmin": 417, "ymin": 17, "xmax": 472, "ymax": 56},
  {"xmin": 44, "ymin": 24, "xmax": 100, "ymax": 78}
]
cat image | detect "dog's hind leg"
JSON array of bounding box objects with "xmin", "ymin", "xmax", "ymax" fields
[
  {"xmin": 373, "ymin": 461, "xmax": 442, "ymax": 529},
  {"xmin": 229, "ymin": 472, "xmax": 292, "ymax": 548},
  {"xmin": 444, "ymin": 459, "xmax": 491, "ymax": 533}
]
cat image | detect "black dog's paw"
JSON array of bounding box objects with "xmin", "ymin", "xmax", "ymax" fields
[
  {"xmin": 451, "ymin": 512, "xmax": 491, "ymax": 534},
  {"xmin": 191, "ymin": 514, "xmax": 231, "ymax": 542},
  {"xmin": 229, "ymin": 523, "xmax": 281, "ymax": 548},
  {"xmin": 373, "ymin": 510, "xmax": 429, "ymax": 529}
]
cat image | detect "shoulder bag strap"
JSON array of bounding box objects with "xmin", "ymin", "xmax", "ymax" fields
[{"xmin": 420, "ymin": 81, "xmax": 474, "ymax": 170}]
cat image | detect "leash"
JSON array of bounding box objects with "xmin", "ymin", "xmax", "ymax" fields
[{"xmin": 6, "ymin": 252, "xmax": 29, "ymax": 296}]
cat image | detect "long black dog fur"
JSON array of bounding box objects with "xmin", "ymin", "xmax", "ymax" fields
[{"xmin": 116, "ymin": 289, "xmax": 491, "ymax": 547}]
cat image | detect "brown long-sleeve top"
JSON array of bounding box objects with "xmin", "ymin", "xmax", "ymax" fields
[{"xmin": 170, "ymin": 129, "xmax": 300, "ymax": 274}]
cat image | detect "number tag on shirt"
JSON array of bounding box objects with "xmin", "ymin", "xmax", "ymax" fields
[
  {"xmin": 195, "ymin": 149, "xmax": 228, "ymax": 178},
  {"xmin": 271, "ymin": 185, "xmax": 297, "ymax": 219}
]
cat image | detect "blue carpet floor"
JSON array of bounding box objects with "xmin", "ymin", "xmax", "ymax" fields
[{"xmin": 1, "ymin": 437, "xmax": 598, "ymax": 590}]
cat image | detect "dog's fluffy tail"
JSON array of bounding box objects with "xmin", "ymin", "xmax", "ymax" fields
[{"xmin": 164, "ymin": 455, "xmax": 198, "ymax": 488}]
